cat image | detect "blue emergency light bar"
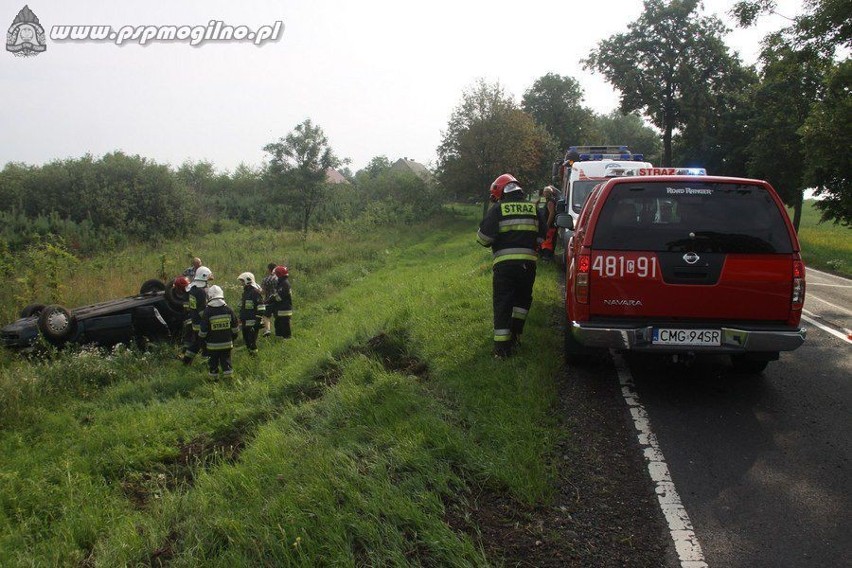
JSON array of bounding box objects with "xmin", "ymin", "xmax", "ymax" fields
[{"xmin": 567, "ymin": 145, "xmax": 643, "ymax": 162}]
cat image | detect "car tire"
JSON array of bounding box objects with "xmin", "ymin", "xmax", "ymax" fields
[
  {"xmin": 38, "ymin": 305, "xmax": 77, "ymax": 345},
  {"xmin": 140, "ymin": 279, "xmax": 166, "ymax": 295},
  {"xmin": 164, "ymin": 277, "xmax": 189, "ymax": 311},
  {"xmin": 564, "ymin": 327, "xmax": 597, "ymax": 366},
  {"xmin": 20, "ymin": 303, "xmax": 46, "ymax": 318},
  {"xmin": 731, "ymin": 355, "xmax": 770, "ymax": 374}
]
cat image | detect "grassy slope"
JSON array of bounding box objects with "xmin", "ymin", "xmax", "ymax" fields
[
  {"xmin": 793, "ymin": 200, "xmax": 852, "ymax": 278},
  {"xmin": 0, "ymin": 207, "xmax": 565, "ymax": 566}
]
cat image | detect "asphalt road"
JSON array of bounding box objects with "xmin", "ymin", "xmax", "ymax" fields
[{"xmin": 621, "ymin": 268, "xmax": 852, "ymax": 567}]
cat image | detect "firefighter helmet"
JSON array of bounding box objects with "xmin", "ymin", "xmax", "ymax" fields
[
  {"xmin": 173, "ymin": 276, "xmax": 190, "ymax": 291},
  {"xmin": 489, "ymin": 173, "xmax": 521, "ymax": 202},
  {"xmin": 207, "ymin": 285, "xmax": 224, "ymax": 301},
  {"xmin": 274, "ymin": 265, "xmax": 289, "ymax": 278},
  {"xmin": 238, "ymin": 272, "xmax": 255, "ymax": 285},
  {"xmin": 194, "ymin": 266, "xmax": 213, "ymax": 282}
]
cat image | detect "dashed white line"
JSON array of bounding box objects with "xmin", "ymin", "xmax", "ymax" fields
[{"xmin": 613, "ymin": 353, "xmax": 708, "ymax": 568}]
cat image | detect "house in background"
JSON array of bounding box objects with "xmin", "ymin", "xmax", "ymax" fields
[
  {"xmin": 325, "ymin": 167, "xmax": 350, "ymax": 185},
  {"xmin": 390, "ymin": 158, "xmax": 430, "ymax": 181}
]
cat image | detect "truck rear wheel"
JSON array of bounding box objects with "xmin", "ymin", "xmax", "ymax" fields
[
  {"xmin": 731, "ymin": 354, "xmax": 771, "ymax": 374},
  {"xmin": 564, "ymin": 328, "xmax": 598, "ymax": 366}
]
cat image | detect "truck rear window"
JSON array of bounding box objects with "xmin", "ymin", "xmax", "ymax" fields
[{"xmin": 592, "ymin": 182, "xmax": 794, "ymax": 253}]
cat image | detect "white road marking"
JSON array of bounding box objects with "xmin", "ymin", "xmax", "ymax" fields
[
  {"xmin": 801, "ymin": 313, "xmax": 852, "ymax": 344},
  {"xmin": 613, "ymin": 353, "xmax": 708, "ymax": 568},
  {"xmin": 808, "ymin": 283, "xmax": 852, "ymax": 288},
  {"xmin": 807, "ymin": 295, "xmax": 852, "ymax": 316},
  {"xmin": 806, "ymin": 267, "xmax": 852, "ymax": 282}
]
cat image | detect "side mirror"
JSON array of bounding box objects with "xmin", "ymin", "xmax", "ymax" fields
[{"xmin": 555, "ymin": 213, "xmax": 574, "ymax": 231}]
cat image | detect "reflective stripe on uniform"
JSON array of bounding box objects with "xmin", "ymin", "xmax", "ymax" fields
[
  {"xmin": 243, "ymin": 319, "xmax": 256, "ymax": 326},
  {"xmin": 492, "ymin": 248, "xmax": 538, "ymax": 264},
  {"xmin": 206, "ymin": 341, "xmax": 233, "ymax": 351},
  {"xmin": 512, "ymin": 307, "xmax": 529, "ymax": 320},
  {"xmin": 493, "ymin": 254, "xmax": 537, "ymax": 264},
  {"xmin": 277, "ymin": 310, "xmax": 293, "ymax": 317},
  {"xmin": 476, "ymin": 229, "xmax": 494, "ymax": 246},
  {"xmin": 494, "ymin": 329, "xmax": 512, "ymax": 342},
  {"xmin": 498, "ymin": 218, "xmax": 538, "ymax": 233}
]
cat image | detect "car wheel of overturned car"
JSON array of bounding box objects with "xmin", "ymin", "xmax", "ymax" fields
[
  {"xmin": 139, "ymin": 279, "xmax": 167, "ymax": 295},
  {"xmin": 164, "ymin": 277, "xmax": 189, "ymax": 311},
  {"xmin": 37, "ymin": 305, "xmax": 77, "ymax": 345},
  {"xmin": 20, "ymin": 303, "xmax": 46, "ymax": 318}
]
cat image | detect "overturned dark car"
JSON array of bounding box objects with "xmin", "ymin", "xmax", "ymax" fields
[{"xmin": 1, "ymin": 279, "xmax": 188, "ymax": 350}]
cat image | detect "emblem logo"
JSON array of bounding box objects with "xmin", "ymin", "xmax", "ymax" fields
[
  {"xmin": 7, "ymin": 5, "xmax": 46, "ymax": 57},
  {"xmin": 683, "ymin": 252, "xmax": 700, "ymax": 265}
]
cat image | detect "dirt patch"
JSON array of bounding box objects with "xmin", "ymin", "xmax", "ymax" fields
[
  {"xmin": 121, "ymin": 426, "xmax": 247, "ymax": 508},
  {"xmin": 447, "ymin": 358, "xmax": 675, "ymax": 567},
  {"xmin": 355, "ymin": 332, "xmax": 429, "ymax": 379},
  {"xmin": 146, "ymin": 530, "xmax": 180, "ymax": 567}
]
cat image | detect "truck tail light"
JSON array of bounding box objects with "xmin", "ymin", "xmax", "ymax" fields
[
  {"xmin": 576, "ymin": 254, "xmax": 590, "ymax": 304},
  {"xmin": 791, "ymin": 259, "xmax": 805, "ymax": 308}
]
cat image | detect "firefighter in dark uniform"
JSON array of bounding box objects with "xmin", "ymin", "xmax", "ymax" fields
[
  {"xmin": 539, "ymin": 185, "xmax": 558, "ymax": 260},
  {"xmin": 268, "ymin": 265, "xmax": 293, "ymax": 338},
  {"xmin": 172, "ymin": 276, "xmax": 192, "ymax": 358},
  {"xmin": 199, "ymin": 285, "xmax": 239, "ymax": 376},
  {"xmin": 237, "ymin": 272, "xmax": 263, "ymax": 355},
  {"xmin": 182, "ymin": 266, "xmax": 213, "ymax": 365},
  {"xmin": 476, "ymin": 174, "xmax": 546, "ymax": 358}
]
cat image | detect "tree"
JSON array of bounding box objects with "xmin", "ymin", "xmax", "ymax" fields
[
  {"xmin": 589, "ymin": 111, "xmax": 663, "ymax": 163},
  {"xmin": 800, "ymin": 59, "xmax": 851, "ymax": 225},
  {"xmin": 584, "ymin": 0, "xmax": 734, "ymax": 166},
  {"xmin": 672, "ymin": 61, "xmax": 758, "ymax": 175},
  {"xmin": 733, "ymin": 0, "xmax": 850, "ymax": 225},
  {"xmin": 436, "ymin": 80, "xmax": 555, "ymax": 214},
  {"xmin": 745, "ymin": 37, "xmax": 831, "ymax": 230},
  {"xmin": 263, "ymin": 119, "xmax": 343, "ymax": 233},
  {"xmin": 732, "ymin": 0, "xmax": 851, "ymax": 52},
  {"xmin": 521, "ymin": 73, "xmax": 596, "ymax": 152}
]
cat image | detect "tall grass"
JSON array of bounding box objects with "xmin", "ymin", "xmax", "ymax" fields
[
  {"xmin": 0, "ymin": 206, "xmax": 566, "ymax": 566},
  {"xmin": 793, "ymin": 200, "xmax": 852, "ymax": 277}
]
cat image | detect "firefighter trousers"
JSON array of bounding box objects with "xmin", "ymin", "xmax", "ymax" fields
[{"xmin": 492, "ymin": 260, "xmax": 536, "ymax": 356}]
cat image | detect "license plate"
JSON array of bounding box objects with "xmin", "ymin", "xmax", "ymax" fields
[{"xmin": 652, "ymin": 328, "xmax": 721, "ymax": 346}]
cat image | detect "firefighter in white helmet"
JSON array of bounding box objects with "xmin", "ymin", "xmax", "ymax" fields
[
  {"xmin": 182, "ymin": 266, "xmax": 213, "ymax": 365},
  {"xmin": 199, "ymin": 285, "xmax": 239, "ymax": 377},
  {"xmin": 237, "ymin": 272, "xmax": 263, "ymax": 355}
]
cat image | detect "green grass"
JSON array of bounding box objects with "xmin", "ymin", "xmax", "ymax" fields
[
  {"xmin": 793, "ymin": 200, "xmax": 852, "ymax": 278},
  {"xmin": 0, "ymin": 207, "xmax": 566, "ymax": 566}
]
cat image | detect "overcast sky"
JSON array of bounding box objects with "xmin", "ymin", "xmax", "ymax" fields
[{"xmin": 1, "ymin": 0, "xmax": 803, "ymax": 173}]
